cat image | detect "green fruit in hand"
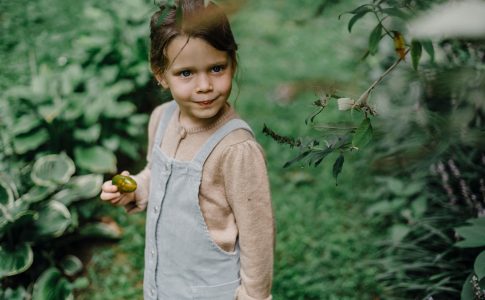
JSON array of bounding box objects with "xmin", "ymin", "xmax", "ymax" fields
[{"xmin": 112, "ymin": 174, "xmax": 137, "ymax": 193}]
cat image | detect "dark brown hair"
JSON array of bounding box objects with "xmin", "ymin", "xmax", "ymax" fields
[{"xmin": 149, "ymin": 0, "xmax": 238, "ymax": 77}]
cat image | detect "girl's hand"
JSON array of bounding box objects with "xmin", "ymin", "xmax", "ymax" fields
[{"xmin": 100, "ymin": 170, "xmax": 135, "ymax": 206}]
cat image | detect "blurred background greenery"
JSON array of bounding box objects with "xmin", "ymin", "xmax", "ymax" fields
[{"xmin": 1, "ymin": 0, "xmax": 484, "ymax": 299}]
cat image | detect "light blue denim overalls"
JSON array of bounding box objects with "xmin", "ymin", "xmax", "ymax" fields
[{"xmin": 144, "ymin": 101, "xmax": 253, "ymax": 300}]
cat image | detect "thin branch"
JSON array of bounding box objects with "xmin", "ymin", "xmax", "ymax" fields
[{"xmin": 356, "ymin": 48, "xmax": 410, "ymax": 105}]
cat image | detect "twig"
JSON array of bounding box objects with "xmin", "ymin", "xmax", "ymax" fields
[{"xmin": 356, "ymin": 48, "xmax": 410, "ymax": 106}]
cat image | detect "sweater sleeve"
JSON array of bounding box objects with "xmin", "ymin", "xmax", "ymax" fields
[{"xmin": 221, "ymin": 140, "xmax": 274, "ymax": 300}]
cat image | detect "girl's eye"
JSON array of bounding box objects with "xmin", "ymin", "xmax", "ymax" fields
[
  {"xmin": 180, "ymin": 70, "xmax": 191, "ymax": 77},
  {"xmin": 212, "ymin": 65, "xmax": 224, "ymax": 73}
]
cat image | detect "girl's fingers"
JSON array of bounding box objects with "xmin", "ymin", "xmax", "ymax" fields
[
  {"xmin": 121, "ymin": 170, "xmax": 130, "ymax": 176},
  {"xmin": 102, "ymin": 180, "xmax": 118, "ymax": 193},
  {"xmin": 100, "ymin": 191, "xmax": 121, "ymax": 201}
]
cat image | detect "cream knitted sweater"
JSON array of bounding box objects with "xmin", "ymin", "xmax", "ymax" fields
[{"xmin": 133, "ymin": 102, "xmax": 274, "ymax": 300}]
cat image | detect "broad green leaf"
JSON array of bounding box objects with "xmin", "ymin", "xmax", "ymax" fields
[
  {"xmin": 31, "ymin": 201, "xmax": 71, "ymax": 239},
  {"xmin": 52, "ymin": 174, "xmax": 103, "ymax": 205},
  {"xmin": 129, "ymin": 114, "xmax": 149, "ymax": 126},
  {"xmin": 102, "ymin": 136, "xmax": 120, "ymax": 151},
  {"xmin": 455, "ymin": 218, "xmax": 485, "ymax": 248},
  {"xmin": 12, "ymin": 114, "xmax": 42, "ymax": 136},
  {"xmin": 368, "ymin": 23, "xmax": 383, "ymax": 55},
  {"xmin": 411, "ymin": 196, "xmax": 428, "ymax": 219},
  {"xmin": 103, "ymin": 101, "xmax": 136, "ymax": 119},
  {"xmin": 74, "ymin": 146, "xmax": 116, "ymax": 174},
  {"xmin": 411, "ymin": 40, "xmax": 422, "ymax": 70},
  {"xmin": 332, "ymin": 154, "xmax": 344, "ymax": 185},
  {"xmin": 20, "ymin": 185, "xmax": 57, "ymax": 203},
  {"xmin": 0, "ymin": 286, "xmax": 28, "ymax": 300},
  {"xmin": 460, "ymin": 273, "xmax": 475, "ymax": 300},
  {"xmin": 31, "ymin": 153, "xmax": 75, "ymax": 187},
  {"xmin": 422, "ymin": 40, "xmax": 435, "ymax": 63},
  {"xmin": 74, "ymin": 125, "xmax": 101, "ymax": 143},
  {"xmin": 60, "ymin": 255, "xmax": 83, "ymax": 277},
  {"xmin": 79, "ymin": 222, "xmax": 122, "ymax": 240},
  {"xmin": 13, "ymin": 128, "xmax": 49, "ymax": 155},
  {"xmin": 352, "ymin": 118, "xmax": 373, "ymax": 149},
  {"xmin": 38, "ymin": 102, "xmax": 65, "ymax": 123},
  {"xmin": 32, "ymin": 268, "xmax": 73, "ymax": 300},
  {"xmin": 474, "ymin": 251, "xmax": 485, "ymax": 280},
  {"xmin": 390, "ymin": 224, "xmax": 410, "ymax": 245},
  {"xmin": 0, "ymin": 243, "xmax": 33, "ymax": 278},
  {"xmin": 0, "ymin": 179, "xmax": 14, "ymax": 206},
  {"xmin": 71, "ymin": 277, "xmax": 89, "ymax": 290},
  {"xmin": 119, "ymin": 138, "xmax": 140, "ymax": 160}
]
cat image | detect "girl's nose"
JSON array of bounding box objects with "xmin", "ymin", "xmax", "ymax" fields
[{"xmin": 196, "ymin": 74, "xmax": 213, "ymax": 93}]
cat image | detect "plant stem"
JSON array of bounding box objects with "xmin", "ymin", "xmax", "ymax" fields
[{"xmin": 357, "ymin": 48, "xmax": 410, "ymax": 105}]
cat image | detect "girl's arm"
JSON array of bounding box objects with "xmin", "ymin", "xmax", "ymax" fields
[{"xmin": 222, "ymin": 140, "xmax": 274, "ymax": 300}]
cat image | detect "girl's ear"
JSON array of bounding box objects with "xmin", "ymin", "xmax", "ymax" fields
[{"xmin": 155, "ymin": 73, "xmax": 169, "ymax": 89}]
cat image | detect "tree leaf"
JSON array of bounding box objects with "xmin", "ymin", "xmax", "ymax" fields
[
  {"xmin": 74, "ymin": 146, "xmax": 116, "ymax": 174},
  {"xmin": 474, "ymin": 251, "xmax": 485, "ymax": 281},
  {"xmin": 0, "ymin": 243, "xmax": 33, "ymax": 278},
  {"xmin": 348, "ymin": 11, "xmax": 369, "ymax": 33},
  {"xmin": 352, "ymin": 117, "xmax": 373, "ymax": 149},
  {"xmin": 411, "ymin": 40, "xmax": 423, "ymax": 70},
  {"xmin": 332, "ymin": 154, "xmax": 344, "ymax": 185},
  {"xmin": 32, "ymin": 268, "xmax": 73, "ymax": 300},
  {"xmin": 381, "ymin": 7, "xmax": 410, "ymax": 19},
  {"xmin": 368, "ymin": 23, "xmax": 383, "ymax": 55},
  {"xmin": 283, "ymin": 150, "xmax": 312, "ymax": 168},
  {"xmin": 421, "ymin": 40, "xmax": 435, "ymax": 63}
]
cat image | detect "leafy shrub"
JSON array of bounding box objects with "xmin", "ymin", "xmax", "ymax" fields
[
  {"xmin": 0, "ymin": 153, "xmax": 119, "ymax": 298},
  {"xmin": 265, "ymin": 1, "xmax": 485, "ymax": 299}
]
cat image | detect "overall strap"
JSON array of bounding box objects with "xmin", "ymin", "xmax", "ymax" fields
[
  {"xmin": 153, "ymin": 101, "xmax": 177, "ymax": 148},
  {"xmin": 192, "ymin": 119, "xmax": 253, "ymax": 167}
]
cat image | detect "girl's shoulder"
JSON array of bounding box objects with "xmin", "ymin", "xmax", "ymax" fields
[
  {"xmin": 216, "ymin": 125, "xmax": 265, "ymax": 160},
  {"xmin": 147, "ymin": 101, "xmax": 175, "ymax": 137}
]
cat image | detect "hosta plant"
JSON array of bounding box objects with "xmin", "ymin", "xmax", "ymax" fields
[{"xmin": 0, "ymin": 153, "xmax": 118, "ymax": 298}]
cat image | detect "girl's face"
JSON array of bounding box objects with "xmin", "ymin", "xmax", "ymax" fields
[{"xmin": 157, "ymin": 36, "xmax": 234, "ymax": 128}]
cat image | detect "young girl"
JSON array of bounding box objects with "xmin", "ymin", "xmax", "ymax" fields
[{"xmin": 100, "ymin": 1, "xmax": 274, "ymax": 299}]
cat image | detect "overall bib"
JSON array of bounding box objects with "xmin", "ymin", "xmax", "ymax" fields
[{"xmin": 143, "ymin": 101, "xmax": 253, "ymax": 300}]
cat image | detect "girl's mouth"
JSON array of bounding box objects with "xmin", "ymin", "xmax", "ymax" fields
[{"xmin": 197, "ymin": 100, "xmax": 215, "ymax": 106}]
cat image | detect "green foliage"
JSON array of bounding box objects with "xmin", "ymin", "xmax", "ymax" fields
[
  {"xmin": 263, "ymin": 0, "xmax": 484, "ymax": 299},
  {"xmin": 0, "ymin": 154, "xmax": 116, "ymax": 297},
  {"xmin": 0, "ymin": 64, "xmax": 147, "ymax": 171}
]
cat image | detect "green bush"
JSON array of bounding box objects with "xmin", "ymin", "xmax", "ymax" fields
[
  {"xmin": 0, "ymin": 0, "xmax": 157, "ymax": 297},
  {"xmin": 0, "ymin": 153, "xmax": 117, "ymax": 299},
  {"xmin": 264, "ymin": 1, "xmax": 485, "ymax": 299}
]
